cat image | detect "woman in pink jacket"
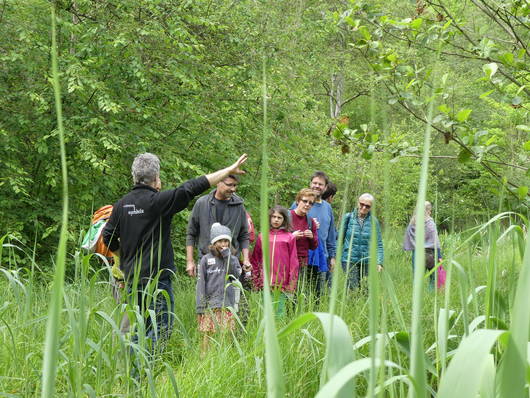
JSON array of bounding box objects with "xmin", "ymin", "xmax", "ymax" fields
[{"xmin": 251, "ymin": 206, "xmax": 300, "ymax": 296}]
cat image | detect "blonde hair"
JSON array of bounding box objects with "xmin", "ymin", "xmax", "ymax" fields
[{"xmin": 295, "ymin": 188, "xmax": 316, "ymax": 203}]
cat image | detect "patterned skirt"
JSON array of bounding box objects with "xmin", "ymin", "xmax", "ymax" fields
[{"xmin": 198, "ymin": 309, "xmax": 234, "ymax": 333}]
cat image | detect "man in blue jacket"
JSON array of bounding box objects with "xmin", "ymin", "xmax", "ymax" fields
[{"xmin": 103, "ymin": 152, "xmax": 247, "ymax": 351}]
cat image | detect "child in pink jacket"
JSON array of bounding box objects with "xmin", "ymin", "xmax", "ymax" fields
[{"xmin": 251, "ymin": 206, "xmax": 299, "ymax": 293}]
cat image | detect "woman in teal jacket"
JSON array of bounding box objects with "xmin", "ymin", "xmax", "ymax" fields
[{"xmin": 340, "ymin": 193, "xmax": 384, "ymax": 289}]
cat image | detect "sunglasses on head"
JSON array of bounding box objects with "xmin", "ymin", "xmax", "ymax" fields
[
  {"xmin": 359, "ymin": 202, "xmax": 371, "ymax": 209},
  {"xmin": 300, "ymin": 199, "xmax": 314, "ymax": 206}
]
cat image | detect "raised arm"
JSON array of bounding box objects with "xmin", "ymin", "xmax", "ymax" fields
[{"xmin": 205, "ymin": 154, "xmax": 248, "ymax": 186}]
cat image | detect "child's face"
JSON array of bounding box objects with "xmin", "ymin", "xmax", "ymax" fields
[
  {"xmin": 270, "ymin": 212, "xmax": 284, "ymax": 229},
  {"xmin": 215, "ymin": 239, "xmax": 230, "ymax": 250}
]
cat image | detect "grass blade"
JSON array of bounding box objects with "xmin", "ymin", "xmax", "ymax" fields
[
  {"xmin": 315, "ymin": 358, "xmax": 402, "ymax": 398},
  {"xmin": 408, "ymin": 89, "xmax": 434, "ymax": 398},
  {"xmin": 260, "ymin": 56, "xmax": 285, "ymax": 398},
  {"xmin": 495, "ymin": 225, "xmax": 530, "ymax": 397},
  {"xmin": 41, "ymin": 4, "xmax": 69, "ymax": 397}
]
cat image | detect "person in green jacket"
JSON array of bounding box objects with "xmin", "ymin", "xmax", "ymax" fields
[{"xmin": 339, "ymin": 193, "xmax": 384, "ymax": 290}]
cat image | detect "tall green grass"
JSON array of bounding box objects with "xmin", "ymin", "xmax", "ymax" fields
[
  {"xmin": 0, "ymin": 3, "xmax": 528, "ymax": 397},
  {"xmin": 260, "ymin": 56, "xmax": 285, "ymax": 397},
  {"xmin": 40, "ymin": 4, "xmax": 69, "ymax": 398},
  {"xmin": 0, "ymin": 223, "xmax": 527, "ymax": 396}
]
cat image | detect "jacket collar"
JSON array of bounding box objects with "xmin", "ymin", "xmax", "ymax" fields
[{"xmin": 132, "ymin": 184, "xmax": 158, "ymax": 193}]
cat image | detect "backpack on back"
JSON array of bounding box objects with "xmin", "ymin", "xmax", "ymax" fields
[{"xmin": 81, "ymin": 205, "xmax": 114, "ymax": 258}]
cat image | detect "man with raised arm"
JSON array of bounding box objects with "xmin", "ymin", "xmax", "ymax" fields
[{"xmin": 102, "ymin": 153, "xmax": 247, "ymax": 351}]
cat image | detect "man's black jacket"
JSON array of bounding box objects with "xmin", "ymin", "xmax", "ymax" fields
[{"xmin": 103, "ymin": 176, "xmax": 210, "ymax": 283}]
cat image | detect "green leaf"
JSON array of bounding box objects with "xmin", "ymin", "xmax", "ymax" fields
[
  {"xmin": 315, "ymin": 359, "xmax": 403, "ymax": 398},
  {"xmin": 496, "ymin": 223, "xmax": 530, "ymax": 396},
  {"xmin": 480, "ymin": 90, "xmax": 494, "ymax": 99},
  {"xmin": 456, "ymin": 109, "xmax": 472, "ymax": 122},
  {"xmin": 516, "ymin": 125, "xmax": 530, "ymax": 132},
  {"xmin": 437, "ymin": 329, "xmax": 506, "ymax": 398},
  {"xmin": 438, "ymin": 104, "xmax": 450, "ymax": 114},
  {"xmin": 410, "ymin": 18, "xmax": 423, "ymax": 30},
  {"xmin": 500, "ymin": 52, "xmax": 514, "ymax": 65},
  {"xmin": 512, "ymin": 96, "xmax": 522, "ymax": 106},
  {"xmin": 517, "ymin": 186, "xmax": 528, "ymax": 199},
  {"xmin": 359, "ymin": 26, "xmax": 372, "ymax": 41},
  {"xmin": 279, "ymin": 312, "xmax": 356, "ymax": 397},
  {"xmin": 483, "ymin": 63, "xmax": 498, "ymax": 79},
  {"xmin": 458, "ymin": 148, "xmax": 472, "ymax": 163},
  {"xmin": 479, "ymin": 355, "xmax": 496, "ymax": 398},
  {"xmin": 523, "ymin": 141, "xmax": 530, "ymax": 151}
]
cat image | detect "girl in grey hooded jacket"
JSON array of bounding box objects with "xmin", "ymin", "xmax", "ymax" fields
[{"xmin": 196, "ymin": 223, "xmax": 242, "ymax": 353}]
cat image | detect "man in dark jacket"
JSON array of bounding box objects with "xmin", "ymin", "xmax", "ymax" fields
[
  {"xmin": 185, "ymin": 174, "xmax": 251, "ymax": 276},
  {"xmin": 103, "ymin": 152, "xmax": 247, "ymax": 350}
]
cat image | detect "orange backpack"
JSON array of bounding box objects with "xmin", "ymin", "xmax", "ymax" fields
[{"xmin": 81, "ymin": 205, "xmax": 115, "ymax": 258}]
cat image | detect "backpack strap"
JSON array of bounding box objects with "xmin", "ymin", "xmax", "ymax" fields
[
  {"xmin": 288, "ymin": 210, "xmax": 313, "ymax": 231},
  {"xmin": 344, "ymin": 212, "xmax": 352, "ymax": 231}
]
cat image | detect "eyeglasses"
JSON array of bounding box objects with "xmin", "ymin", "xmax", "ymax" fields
[
  {"xmin": 359, "ymin": 202, "xmax": 371, "ymax": 209},
  {"xmin": 300, "ymin": 199, "xmax": 314, "ymax": 206}
]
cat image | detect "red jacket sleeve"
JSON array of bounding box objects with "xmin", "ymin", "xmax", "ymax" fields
[{"xmin": 250, "ymin": 234, "xmax": 263, "ymax": 290}]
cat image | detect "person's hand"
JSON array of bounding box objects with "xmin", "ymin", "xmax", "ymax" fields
[
  {"xmin": 329, "ymin": 257, "xmax": 336, "ymax": 272},
  {"xmin": 242, "ymin": 261, "xmax": 252, "ymax": 272},
  {"xmin": 227, "ymin": 154, "xmax": 248, "ymax": 175},
  {"xmin": 303, "ymin": 229, "xmax": 313, "ymax": 239},
  {"xmin": 186, "ymin": 260, "xmax": 196, "ymax": 277},
  {"xmin": 292, "ymin": 230, "xmax": 304, "ymax": 239},
  {"xmin": 313, "ymin": 218, "xmax": 320, "ymax": 229},
  {"xmin": 377, "ymin": 264, "xmax": 383, "ymax": 272}
]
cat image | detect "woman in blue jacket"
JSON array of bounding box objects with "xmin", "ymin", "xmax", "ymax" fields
[{"xmin": 340, "ymin": 193, "xmax": 384, "ymax": 289}]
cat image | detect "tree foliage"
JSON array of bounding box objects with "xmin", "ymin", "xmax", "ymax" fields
[{"xmin": 0, "ymin": 0, "xmax": 527, "ymax": 262}]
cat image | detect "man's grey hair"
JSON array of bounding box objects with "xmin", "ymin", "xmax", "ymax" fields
[
  {"xmin": 358, "ymin": 193, "xmax": 374, "ymax": 202},
  {"xmin": 131, "ymin": 153, "xmax": 160, "ymax": 185}
]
